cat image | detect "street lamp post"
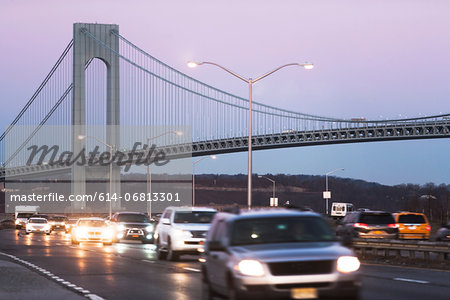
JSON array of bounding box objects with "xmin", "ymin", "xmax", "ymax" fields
[
  {"xmin": 324, "ymin": 168, "xmax": 344, "ymax": 215},
  {"xmin": 258, "ymin": 175, "xmax": 276, "ymax": 204},
  {"xmin": 192, "ymin": 155, "xmax": 216, "ymax": 207},
  {"xmin": 78, "ymin": 135, "xmax": 114, "ymax": 218},
  {"xmin": 188, "ymin": 61, "xmax": 313, "ymax": 210},
  {"xmin": 145, "ymin": 131, "xmax": 183, "ymax": 218}
]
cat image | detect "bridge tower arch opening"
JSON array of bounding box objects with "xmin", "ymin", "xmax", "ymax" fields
[{"xmin": 72, "ymin": 23, "xmax": 121, "ymax": 213}]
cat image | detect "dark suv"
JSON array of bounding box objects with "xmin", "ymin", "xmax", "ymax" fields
[
  {"xmin": 109, "ymin": 212, "xmax": 155, "ymax": 244},
  {"xmin": 336, "ymin": 211, "xmax": 398, "ymax": 240},
  {"xmin": 202, "ymin": 209, "xmax": 361, "ymax": 300}
]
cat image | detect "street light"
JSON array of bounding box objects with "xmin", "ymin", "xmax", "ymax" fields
[
  {"xmin": 188, "ymin": 61, "xmax": 313, "ymax": 210},
  {"xmin": 324, "ymin": 168, "xmax": 344, "ymax": 215},
  {"xmin": 192, "ymin": 155, "xmax": 216, "ymax": 207},
  {"xmin": 145, "ymin": 130, "xmax": 183, "ymax": 218},
  {"xmin": 258, "ymin": 175, "xmax": 276, "ymax": 205},
  {"xmin": 78, "ymin": 134, "xmax": 114, "ymax": 218}
]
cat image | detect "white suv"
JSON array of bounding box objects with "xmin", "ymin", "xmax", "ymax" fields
[{"xmin": 155, "ymin": 207, "xmax": 217, "ymax": 261}]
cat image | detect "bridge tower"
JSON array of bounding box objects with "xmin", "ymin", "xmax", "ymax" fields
[{"xmin": 72, "ymin": 23, "xmax": 121, "ymax": 212}]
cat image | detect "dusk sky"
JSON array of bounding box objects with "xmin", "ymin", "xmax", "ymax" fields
[{"xmin": 1, "ymin": 0, "xmax": 449, "ymax": 186}]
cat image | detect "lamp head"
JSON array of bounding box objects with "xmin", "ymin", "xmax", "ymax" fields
[
  {"xmin": 187, "ymin": 61, "xmax": 201, "ymax": 68},
  {"xmin": 78, "ymin": 135, "xmax": 86, "ymax": 140},
  {"xmin": 302, "ymin": 63, "xmax": 314, "ymax": 70},
  {"xmin": 210, "ymin": 155, "xmax": 217, "ymax": 159},
  {"xmin": 175, "ymin": 131, "xmax": 184, "ymax": 136}
]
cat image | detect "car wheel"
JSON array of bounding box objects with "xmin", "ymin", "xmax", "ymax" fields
[
  {"xmin": 156, "ymin": 239, "xmax": 167, "ymax": 260},
  {"xmin": 166, "ymin": 239, "xmax": 178, "ymax": 261},
  {"xmin": 227, "ymin": 274, "xmax": 244, "ymax": 300},
  {"xmin": 46, "ymin": 233, "xmax": 50, "ymax": 235},
  {"xmin": 25, "ymin": 232, "xmax": 30, "ymax": 235}
]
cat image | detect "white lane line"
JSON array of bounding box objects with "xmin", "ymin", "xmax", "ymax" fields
[
  {"xmin": 183, "ymin": 267, "xmax": 201, "ymax": 273},
  {"xmin": 393, "ymin": 278, "xmax": 430, "ymax": 284},
  {"xmin": 141, "ymin": 259, "xmax": 154, "ymax": 263},
  {"xmin": 0, "ymin": 251, "xmax": 104, "ymax": 299}
]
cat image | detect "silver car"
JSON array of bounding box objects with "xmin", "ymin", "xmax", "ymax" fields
[{"xmin": 202, "ymin": 209, "xmax": 361, "ymax": 300}]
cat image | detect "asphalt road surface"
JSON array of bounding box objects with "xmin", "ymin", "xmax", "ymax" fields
[{"xmin": 0, "ymin": 229, "xmax": 449, "ymax": 300}]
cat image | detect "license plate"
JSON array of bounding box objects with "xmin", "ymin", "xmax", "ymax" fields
[
  {"xmin": 132, "ymin": 235, "xmax": 139, "ymax": 238},
  {"xmin": 36, "ymin": 229, "xmax": 40, "ymax": 232},
  {"xmin": 373, "ymin": 231, "xmax": 383, "ymax": 235},
  {"xmin": 408, "ymin": 226, "xmax": 416, "ymax": 230},
  {"xmin": 291, "ymin": 288, "xmax": 318, "ymax": 299}
]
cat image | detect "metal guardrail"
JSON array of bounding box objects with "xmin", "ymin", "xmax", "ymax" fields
[{"xmin": 352, "ymin": 238, "xmax": 450, "ymax": 261}]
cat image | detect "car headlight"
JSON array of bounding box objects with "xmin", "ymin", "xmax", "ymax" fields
[
  {"xmin": 234, "ymin": 260, "xmax": 265, "ymax": 277},
  {"xmin": 44, "ymin": 224, "xmax": 50, "ymax": 230},
  {"xmin": 15, "ymin": 220, "xmax": 20, "ymax": 225},
  {"xmin": 103, "ymin": 228, "xmax": 114, "ymax": 238},
  {"xmin": 76, "ymin": 227, "xmax": 88, "ymax": 237},
  {"xmin": 145, "ymin": 225, "xmax": 154, "ymax": 232},
  {"xmin": 337, "ymin": 256, "xmax": 360, "ymax": 273},
  {"xmin": 26, "ymin": 224, "xmax": 32, "ymax": 230},
  {"xmin": 173, "ymin": 228, "xmax": 192, "ymax": 238},
  {"xmin": 117, "ymin": 224, "xmax": 126, "ymax": 231}
]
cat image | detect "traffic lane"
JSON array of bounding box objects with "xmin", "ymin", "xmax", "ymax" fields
[
  {"xmin": 360, "ymin": 264, "xmax": 450, "ymax": 287},
  {"xmin": 3, "ymin": 229, "xmax": 450, "ymax": 300},
  {"xmin": 1, "ymin": 229, "xmax": 203, "ymax": 300}
]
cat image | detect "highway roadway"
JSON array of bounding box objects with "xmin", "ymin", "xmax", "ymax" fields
[{"xmin": 0, "ymin": 229, "xmax": 449, "ymax": 300}]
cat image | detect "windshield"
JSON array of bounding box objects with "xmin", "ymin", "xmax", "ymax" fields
[
  {"xmin": 117, "ymin": 214, "xmax": 150, "ymax": 223},
  {"xmin": 360, "ymin": 214, "xmax": 395, "ymax": 225},
  {"xmin": 230, "ymin": 216, "xmax": 335, "ymax": 246},
  {"xmin": 77, "ymin": 220, "xmax": 106, "ymax": 227},
  {"xmin": 173, "ymin": 211, "xmax": 216, "ymax": 224},
  {"xmin": 398, "ymin": 214, "xmax": 426, "ymax": 224},
  {"xmin": 29, "ymin": 219, "xmax": 47, "ymax": 224},
  {"xmin": 17, "ymin": 213, "xmax": 34, "ymax": 218}
]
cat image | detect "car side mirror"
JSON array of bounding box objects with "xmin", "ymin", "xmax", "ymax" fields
[
  {"xmin": 208, "ymin": 240, "xmax": 226, "ymax": 252},
  {"xmin": 161, "ymin": 218, "xmax": 171, "ymax": 225}
]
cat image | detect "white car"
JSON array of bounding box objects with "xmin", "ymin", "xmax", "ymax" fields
[
  {"xmin": 25, "ymin": 218, "xmax": 51, "ymax": 235},
  {"xmin": 71, "ymin": 217, "xmax": 113, "ymax": 245},
  {"xmin": 156, "ymin": 207, "xmax": 217, "ymax": 261}
]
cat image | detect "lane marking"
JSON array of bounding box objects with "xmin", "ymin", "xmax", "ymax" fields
[
  {"xmin": 393, "ymin": 278, "xmax": 430, "ymax": 284},
  {"xmin": 0, "ymin": 251, "xmax": 104, "ymax": 299},
  {"xmin": 141, "ymin": 259, "xmax": 154, "ymax": 263},
  {"xmin": 183, "ymin": 267, "xmax": 201, "ymax": 272}
]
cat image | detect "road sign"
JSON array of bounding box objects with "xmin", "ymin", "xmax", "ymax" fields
[{"xmin": 323, "ymin": 191, "xmax": 331, "ymax": 199}]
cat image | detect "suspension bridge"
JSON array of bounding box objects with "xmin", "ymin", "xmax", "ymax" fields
[{"xmin": 0, "ymin": 23, "xmax": 449, "ymax": 195}]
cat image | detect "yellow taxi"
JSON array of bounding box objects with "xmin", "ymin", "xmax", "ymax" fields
[{"xmin": 394, "ymin": 212, "xmax": 430, "ymax": 240}]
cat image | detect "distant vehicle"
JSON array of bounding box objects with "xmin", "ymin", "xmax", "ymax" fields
[
  {"xmin": 351, "ymin": 117, "xmax": 366, "ymax": 121},
  {"xmin": 71, "ymin": 217, "xmax": 113, "ymax": 246},
  {"xmin": 336, "ymin": 211, "xmax": 398, "ymax": 240},
  {"xmin": 394, "ymin": 212, "xmax": 430, "ymax": 240},
  {"xmin": 435, "ymin": 221, "xmax": 450, "ymax": 242},
  {"xmin": 65, "ymin": 219, "xmax": 79, "ymax": 233},
  {"xmin": 25, "ymin": 217, "xmax": 51, "ymax": 235},
  {"xmin": 331, "ymin": 202, "xmax": 354, "ymax": 218},
  {"xmin": 202, "ymin": 209, "xmax": 361, "ymax": 300},
  {"xmin": 30, "ymin": 214, "xmax": 49, "ymax": 220},
  {"xmin": 49, "ymin": 215, "xmax": 68, "ymax": 231},
  {"xmin": 15, "ymin": 206, "xmax": 40, "ymax": 229},
  {"xmin": 156, "ymin": 207, "xmax": 217, "ymax": 261},
  {"xmin": 109, "ymin": 212, "xmax": 155, "ymax": 244}
]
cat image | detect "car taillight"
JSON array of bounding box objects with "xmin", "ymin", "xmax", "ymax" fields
[
  {"xmin": 426, "ymin": 225, "xmax": 431, "ymax": 231},
  {"xmin": 387, "ymin": 224, "xmax": 399, "ymax": 228},
  {"xmin": 353, "ymin": 223, "xmax": 369, "ymax": 228}
]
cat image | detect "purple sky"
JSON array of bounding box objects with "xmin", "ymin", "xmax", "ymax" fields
[{"xmin": 1, "ymin": 0, "xmax": 449, "ymax": 185}]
